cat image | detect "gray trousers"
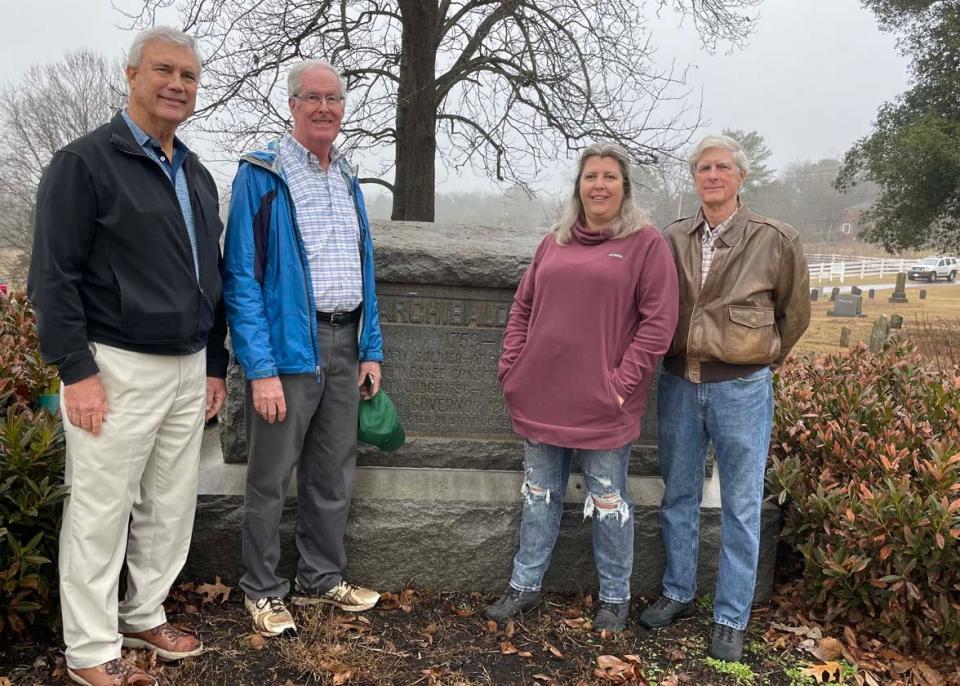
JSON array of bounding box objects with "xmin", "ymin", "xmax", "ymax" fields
[{"xmin": 240, "ymin": 320, "xmax": 360, "ymax": 599}]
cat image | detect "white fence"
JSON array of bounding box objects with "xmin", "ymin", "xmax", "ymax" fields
[{"xmin": 807, "ymin": 254, "xmax": 911, "ymax": 284}]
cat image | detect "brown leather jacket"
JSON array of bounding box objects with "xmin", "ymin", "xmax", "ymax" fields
[{"xmin": 661, "ymin": 206, "xmax": 811, "ymax": 383}]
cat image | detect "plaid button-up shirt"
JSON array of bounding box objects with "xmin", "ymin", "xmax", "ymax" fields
[
  {"xmin": 700, "ymin": 204, "xmax": 743, "ymax": 288},
  {"xmin": 279, "ymin": 134, "xmax": 362, "ymax": 312}
]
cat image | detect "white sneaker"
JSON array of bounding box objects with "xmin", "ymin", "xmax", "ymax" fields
[
  {"xmin": 244, "ymin": 595, "xmax": 297, "ymax": 637},
  {"xmin": 291, "ymin": 580, "xmax": 380, "ymax": 612}
]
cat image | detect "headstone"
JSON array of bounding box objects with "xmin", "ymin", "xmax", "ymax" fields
[
  {"xmin": 830, "ymin": 287, "xmax": 840, "ymax": 302},
  {"xmin": 919, "ymin": 289, "xmax": 927, "ymax": 300},
  {"xmin": 850, "ymin": 286, "xmax": 862, "ymax": 296},
  {"xmin": 828, "ymin": 293, "xmax": 864, "ymax": 318},
  {"xmin": 869, "ymin": 314, "xmax": 890, "ymax": 352},
  {"xmin": 810, "ymin": 288, "xmax": 819, "ymax": 302},
  {"xmin": 890, "ymin": 314, "xmax": 904, "ymax": 329},
  {"xmin": 868, "ymin": 288, "xmax": 875, "ymax": 300},
  {"xmin": 839, "ymin": 327, "xmax": 851, "ymax": 347},
  {"xmin": 889, "ymin": 272, "xmax": 909, "ymax": 303}
]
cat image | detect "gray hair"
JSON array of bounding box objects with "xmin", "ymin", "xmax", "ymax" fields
[
  {"xmin": 687, "ymin": 134, "xmax": 750, "ymax": 177},
  {"xmin": 551, "ymin": 143, "xmax": 652, "ymax": 245},
  {"xmin": 288, "ymin": 60, "xmax": 348, "ymax": 106},
  {"xmin": 127, "ymin": 27, "xmax": 200, "ymax": 70}
]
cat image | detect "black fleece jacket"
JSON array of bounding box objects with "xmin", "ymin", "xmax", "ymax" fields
[{"xmin": 27, "ymin": 112, "xmax": 228, "ymax": 384}]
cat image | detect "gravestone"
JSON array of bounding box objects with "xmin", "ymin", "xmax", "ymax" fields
[
  {"xmin": 890, "ymin": 314, "xmax": 904, "ymax": 329},
  {"xmin": 839, "ymin": 327, "xmax": 851, "ymax": 347},
  {"xmin": 889, "ymin": 273, "xmax": 909, "ymax": 303},
  {"xmin": 828, "ymin": 293, "xmax": 864, "ymax": 318},
  {"xmin": 850, "ymin": 286, "xmax": 862, "ymax": 297},
  {"xmin": 810, "ymin": 288, "xmax": 819, "ymax": 302},
  {"xmin": 919, "ymin": 289, "xmax": 927, "ymax": 300},
  {"xmin": 869, "ymin": 314, "xmax": 890, "ymax": 352},
  {"xmin": 830, "ymin": 287, "xmax": 840, "ymax": 302},
  {"xmin": 196, "ymin": 221, "xmax": 778, "ymax": 601},
  {"xmin": 868, "ymin": 288, "xmax": 875, "ymax": 300}
]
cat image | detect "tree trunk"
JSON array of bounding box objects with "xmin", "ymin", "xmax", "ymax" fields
[{"xmin": 392, "ymin": 0, "xmax": 439, "ymax": 221}]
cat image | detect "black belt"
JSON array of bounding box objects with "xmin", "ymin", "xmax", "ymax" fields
[{"xmin": 316, "ymin": 306, "xmax": 361, "ymax": 326}]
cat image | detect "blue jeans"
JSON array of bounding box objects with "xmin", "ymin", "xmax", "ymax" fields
[
  {"xmin": 656, "ymin": 366, "xmax": 774, "ymax": 630},
  {"xmin": 508, "ymin": 440, "xmax": 634, "ymax": 603}
]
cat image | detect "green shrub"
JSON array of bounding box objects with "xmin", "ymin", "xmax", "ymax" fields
[
  {"xmin": 0, "ymin": 292, "xmax": 67, "ymax": 636},
  {"xmin": 0, "ymin": 292, "xmax": 60, "ymax": 407},
  {"xmin": 768, "ymin": 340, "xmax": 960, "ymax": 654}
]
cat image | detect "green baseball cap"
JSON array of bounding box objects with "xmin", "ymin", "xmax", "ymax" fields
[{"xmin": 358, "ymin": 389, "xmax": 405, "ymax": 451}]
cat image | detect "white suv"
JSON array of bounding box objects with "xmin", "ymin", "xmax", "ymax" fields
[{"xmin": 907, "ymin": 256, "xmax": 958, "ymax": 282}]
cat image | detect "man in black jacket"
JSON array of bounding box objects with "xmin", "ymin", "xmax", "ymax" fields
[{"xmin": 28, "ymin": 26, "xmax": 227, "ymax": 686}]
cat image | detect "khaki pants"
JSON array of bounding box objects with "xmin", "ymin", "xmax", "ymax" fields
[{"xmin": 59, "ymin": 343, "xmax": 206, "ymax": 668}]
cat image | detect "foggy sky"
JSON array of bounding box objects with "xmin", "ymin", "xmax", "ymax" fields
[{"xmin": 2, "ymin": 0, "xmax": 910, "ymax": 191}]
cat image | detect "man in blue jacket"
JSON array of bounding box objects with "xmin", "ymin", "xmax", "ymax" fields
[{"xmin": 223, "ymin": 59, "xmax": 384, "ymax": 637}]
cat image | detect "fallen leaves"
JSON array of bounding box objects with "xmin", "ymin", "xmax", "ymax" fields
[
  {"xmin": 810, "ymin": 637, "xmax": 845, "ymax": 661},
  {"xmin": 194, "ymin": 576, "xmax": 232, "ymax": 605},
  {"xmin": 379, "ymin": 588, "xmax": 416, "ymax": 612},
  {"xmin": 166, "ymin": 576, "xmax": 234, "ymax": 613},
  {"xmin": 594, "ymin": 654, "xmax": 647, "ymax": 684},
  {"xmin": 800, "ymin": 661, "xmax": 843, "ymax": 683}
]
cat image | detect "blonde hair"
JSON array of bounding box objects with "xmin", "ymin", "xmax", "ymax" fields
[{"xmin": 551, "ymin": 143, "xmax": 651, "ymax": 245}]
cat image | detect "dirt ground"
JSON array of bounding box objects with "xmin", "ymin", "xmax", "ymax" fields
[
  {"xmin": 0, "ymin": 588, "xmax": 855, "ymax": 686},
  {"xmin": 4, "ymin": 581, "xmax": 958, "ymax": 686}
]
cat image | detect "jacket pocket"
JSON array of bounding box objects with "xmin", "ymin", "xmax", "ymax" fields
[
  {"xmin": 723, "ymin": 306, "xmax": 777, "ymax": 364},
  {"xmin": 112, "ymin": 264, "xmax": 194, "ymax": 344}
]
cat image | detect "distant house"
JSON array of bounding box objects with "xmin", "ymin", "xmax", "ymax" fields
[{"xmin": 840, "ymin": 200, "xmax": 873, "ymax": 237}]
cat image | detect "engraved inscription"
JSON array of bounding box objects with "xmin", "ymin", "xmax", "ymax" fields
[
  {"xmin": 377, "ymin": 283, "xmax": 516, "ymax": 436},
  {"xmin": 383, "ymin": 327, "xmax": 511, "ymax": 435}
]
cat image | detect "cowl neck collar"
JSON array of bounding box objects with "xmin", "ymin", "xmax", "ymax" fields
[{"xmin": 573, "ymin": 219, "xmax": 611, "ymax": 245}]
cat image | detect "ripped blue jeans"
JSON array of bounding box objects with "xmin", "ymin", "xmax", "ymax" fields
[{"xmin": 508, "ymin": 439, "xmax": 634, "ymax": 603}]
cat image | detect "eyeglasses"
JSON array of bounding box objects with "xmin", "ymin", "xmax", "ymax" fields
[{"xmin": 294, "ymin": 93, "xmax": 344, "ymax": 107}]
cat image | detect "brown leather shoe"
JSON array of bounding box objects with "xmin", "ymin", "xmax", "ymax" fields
[
  {"xmin": 67, "ymin": 657, "xmax": 157, "ymax": 686},
  {"xmin": 121, "ymin": 622, "xmax": 203, "ymax": 661}
]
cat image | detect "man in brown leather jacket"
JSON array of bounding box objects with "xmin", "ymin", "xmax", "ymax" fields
[{"xmin": 638, "ymin": 134, "xmax": 810, "ymax": 661}]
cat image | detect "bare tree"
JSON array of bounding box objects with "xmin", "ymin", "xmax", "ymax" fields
[
  {"xmin": 122, "ymin": 0, "xmax": 760, "ymax": 221},
  {"xmin": 0, "ymin": 50, "xmax": 126, "ymax": 282}
]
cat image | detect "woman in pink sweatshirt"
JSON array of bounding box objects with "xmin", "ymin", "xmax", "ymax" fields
[{"xmin": 483, "ymin": 143, "xmax": 680, "ymax": 632}]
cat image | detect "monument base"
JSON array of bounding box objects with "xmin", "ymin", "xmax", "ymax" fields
[{"xmin": 186, "ymin": 430, "xmax": 779, "ymax": 602}]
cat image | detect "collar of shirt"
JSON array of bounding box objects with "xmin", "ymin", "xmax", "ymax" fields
[
  {"xmin": 701, "ymin": 202, "xmax": 743, "ymax": 239},
  {"xmin": 121, "ymin": 109, "xmax": 189, "ymax": 176},
  {"xmin": 280, "ymin": 133, "xmax": 344, "ymax": 170}
]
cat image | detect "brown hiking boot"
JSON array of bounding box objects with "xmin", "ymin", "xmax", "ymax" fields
[
  {"xmin": 121, "ymin": 622, "xmax": 203, "ymax": 661},
  {"xmin": 67, "ymin": 657, "xmax": 157, "ymax": 686}
]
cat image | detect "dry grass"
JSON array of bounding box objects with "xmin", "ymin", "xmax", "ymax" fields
[{"xmin": 796, "ymin": 283, "xmax": 960, "ymax": 356}]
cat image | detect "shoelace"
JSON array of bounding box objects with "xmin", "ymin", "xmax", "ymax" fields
[
  {"xmin": 653, "ymin": 596, "xmax": 675, "ymax": 610},
  {"xmin": 150, "ymin": 622, "xmax": 193, "ymax": 643},
  {"xmin": 103, "ymin": 657, "xmax": 141, "ymax": 677},
  {"xmin": 717, "ymin": 625, "xmax": 738, "ymax": 643},
  {"xmin": 256, "ymin": 597, "xmax": 287, "ymax": 614}
]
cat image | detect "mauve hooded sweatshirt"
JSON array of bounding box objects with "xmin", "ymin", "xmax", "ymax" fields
[{"xmin": 499, "ymin": 224, "xmax": 679, "ymax": 449}]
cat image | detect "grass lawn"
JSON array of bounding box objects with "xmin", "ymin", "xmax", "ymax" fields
[{"xmin": 796, "ymin": 281, "xmax": 960, "ymax": 355}]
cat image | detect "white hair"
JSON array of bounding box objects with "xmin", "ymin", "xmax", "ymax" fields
[
  {"xmin": 288, "ymin": 60, "xmax": 348, "ymax": 106},
  {"xmin": 687, "ymin": 134, "xmax": 750, "ymax": 177},
  {"xmin": 551, "ymin": 142, "xmax": 652, "ymax": 245},
  {"xmin": 127, "ymin": 27, "xmax": 200, "ymax": 70}
]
